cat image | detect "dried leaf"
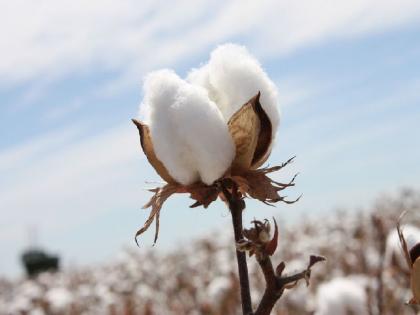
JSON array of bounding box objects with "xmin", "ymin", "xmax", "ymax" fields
[
  {"xmin": 265, "ymin": 218, "xmax": 279, "ymax": 256},
  {"xmin": 132, "ymin": 119, "xmax": 176, "ymax": 184},
  {"xmin": 135, "ymin": 184, "xmax": 179, "ymax": 246},
  {"xmin": 228, "ymin": 94, "xmax": 261, "ymax": 172},
  {"xmin": 411, "ymin": 257, "xmax": 420, "ymax": 304}
]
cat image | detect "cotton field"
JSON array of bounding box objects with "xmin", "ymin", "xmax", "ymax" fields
[{"xmin": 1, "ymin": 190, "xmax": 420, "ymax": 315}]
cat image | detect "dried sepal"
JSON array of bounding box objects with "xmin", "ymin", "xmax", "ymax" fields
[
  {"xmin": 265, "ymin": 218, "xmax": 279, "ymax": 256},
  {"xmin": 231, "ymin": 163, "xmax": 300, "ymax": 205},
  {"xmin": 240, "ymin": 218, "xmax": 279, "ymax": 258},
  {"xmin": 410, "ymin": 242, "xmax": 420, "ymax": 265},
  {"xmin": 227, "ymin": 92, "xmax": 275, "ymax": 173},
  {"xmin": 132, "ymin": 119, "xmax": 176, "ymax": 184},
  {"xmin": 250, "ymin": 92, "xmax": 273, "ymax": 169},
  {"xmin": 411, "ymin": 257, "xmax": 420, "ymax": 304},
  {"xmin": 237, "ymin": 239, "xmax": 253, "ymax": 252},
  {"xmin": 187, "ymin": 182, "xmax": 219, "ymax": 208},
  {"xmin": 135, "ymin": 184, "xmax": 179, "ymax": 246},
  {"xmin": 243, "ymin": 219, "xmax": 269, "ymax": 243},
  {"xmin": 228, "ymin": 93, "xmax": 261, "ymax": 172},
  {"xmin": 137, "ymin": 182, "xmax": 224, "ymax": 245}
]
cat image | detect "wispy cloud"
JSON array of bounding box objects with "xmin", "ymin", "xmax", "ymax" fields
[{"xmin": 1, "ymin": 0, "xmax": 419, "ymax": 89}]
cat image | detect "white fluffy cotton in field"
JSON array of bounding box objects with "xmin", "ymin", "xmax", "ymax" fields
[
  {"xmin": 142, "ymin": 70, "xmax": 235, "ymax": 185},
  {"xmin": 45, "ymin": 287, "xmax": 73, "ymax": 312},
  {"xmin": 385, "ymin": 225, "xmax": 420, "ymax": 267},
  {"xmin": 207, "ymin": 276, "xmax": 231, "ymax": 302},
  {"xmin": 20, "ymin": 281, "xmax": 43, "ymax": 299},
  {"xmin": 187, "ymin": 43, "xmax": 280, "ymax": 137},
  {"xmin": 315, "ymin": 277, "xmax": 369, "ymax": 315}
]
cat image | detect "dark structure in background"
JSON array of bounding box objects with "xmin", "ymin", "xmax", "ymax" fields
[{"xmin": 21, "ymin": 248, "xmax": 59, "ymax": 277}]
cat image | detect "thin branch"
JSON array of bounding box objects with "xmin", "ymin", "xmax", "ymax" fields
[{"xmin": 254, "ymin": 254, "xmax": 326, "ymax": 315}]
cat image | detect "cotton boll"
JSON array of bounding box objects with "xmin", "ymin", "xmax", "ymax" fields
[
  {"xmin": 28, "ymin": 308, "xmax": 46, "ymax": 315},
  {"xmin": 315, "ymin": 277, "xmax": 369, "ymax": 315},
  {"xmin": 142, "ymin": 70, "xmax": 235, "ymax": 185},
  {"xmin": 20, "ymin": 281, "xmax": 43, "ymax": 300},
  {"xmin": 188, "ymin": 43, "xmax": 280, "ymax": 139},
  {"xmin": 207, "ymin": 276, "xmax": 231, "ymax": 303},
  {"xmin": 45, "ymin": 287, "xmax": 73, "ymax": 312},
  {"xmin": 385, "ymin": 225, "xmax": 420, "ymax": 268}
]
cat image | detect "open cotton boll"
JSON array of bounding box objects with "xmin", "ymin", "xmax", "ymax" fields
[
  {"xmin": 187, "ymin": 43, "xmax": 280, "ymax": 138},
  {"xmin": 315, "ymin": 277, "xmax": 369, "ymax": 315},
  {"xmin": 385, "ymin": 225, "xmax": 420, "ymax": 267},
  {"xmin": 142, "ymin": 70, "xmax": 235, "ymax": 185}
]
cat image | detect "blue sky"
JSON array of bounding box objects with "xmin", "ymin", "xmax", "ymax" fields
[{"xmin": 1, "ymin": 0, "xmax": 420, "ymax": 277}]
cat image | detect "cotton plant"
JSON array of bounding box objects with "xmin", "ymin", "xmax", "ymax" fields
[
  {"xmin": 396, "ymin": 212, "xmax": 420, "ymax": 305},
  {"xmin": 314, "ymin": 276, "xmax": 371, "ymax": 315},
  {"xmin": 132, "ymin": 43, "xmax": 324, "ymax": 315}
]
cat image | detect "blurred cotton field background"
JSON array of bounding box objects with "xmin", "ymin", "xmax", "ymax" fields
[
  {"xmin": 1, "ymin": 0, "xmax": 420, "ymax": 314},
  {"xmin": 1, "ymin": 190, "xmax": 420, "ymax": 314}
]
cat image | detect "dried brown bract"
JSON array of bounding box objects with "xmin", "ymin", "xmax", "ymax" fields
[
  {"xmin": 237, "ymin": 218, "xmax": 279, "ymax": 258},
  {"xmin": 397, "ymin": 211, "xmax": 420, "ymax": 305}
]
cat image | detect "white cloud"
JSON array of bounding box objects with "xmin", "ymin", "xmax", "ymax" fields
[
  {"xmin": 0, "ymin": 126, "xmax": 82, "ymax": 174},
  {"xmin": 1, "ymin": 0, "xmax": 419, "ymax": 88}
]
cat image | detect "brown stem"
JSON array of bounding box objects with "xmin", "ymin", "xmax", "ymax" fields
[
  {"xmin": 372, "ymin": 215, "xmax": 386, "ymax": 315},
  {"xmin": 254, "ymin": 256, "xmax": 280, "ymax": 315},
  {"xmin": 221, "ymin": 181, "xmax": 253, "ymax": 315}
]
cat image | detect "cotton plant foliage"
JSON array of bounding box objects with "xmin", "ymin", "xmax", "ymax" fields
[{"xmin": 133, "ymin": 43, "xmax": 295, "ymax": 245}]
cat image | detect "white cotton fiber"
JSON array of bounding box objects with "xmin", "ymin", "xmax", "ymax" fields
[
  {"xmin": 385, "ymin": 225, "xmax": 420, "ymax": 267},
  {"xmin": 142, "ymin": 70, "xmax": 235, "ymax": 185},
  {"xmin": 187, "ymin": 43, "xmax": 280, "ymax": 139},
  {"xmin": 315, "ymin": 276, "xmax": 369, "ymax": 315}
]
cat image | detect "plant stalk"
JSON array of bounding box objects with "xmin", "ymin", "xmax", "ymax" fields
[
  {"xmin": 230, "ymin": 204, "xmax": 253, "ymax": 315},
  {"xmin": 221, "ymin": 181, "xmax": 253, "ymax": 315}
]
